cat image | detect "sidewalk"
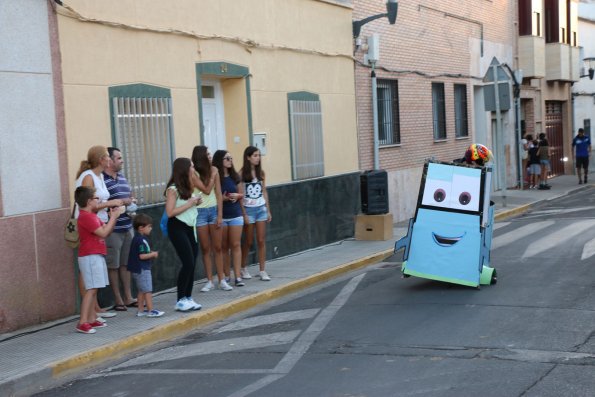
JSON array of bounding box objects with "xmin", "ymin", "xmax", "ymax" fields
[{"xmin": 0, "ymin": 174, "xmax": 587, "ymax": 396}]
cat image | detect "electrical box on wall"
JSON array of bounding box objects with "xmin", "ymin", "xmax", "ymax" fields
[
  {"xmin": 364, "ymin": 34, "xmax": 380, "ymax": 65},
  {"xmin": 253, "ymin": 132, "xmax": 267, "ymax": 155}
]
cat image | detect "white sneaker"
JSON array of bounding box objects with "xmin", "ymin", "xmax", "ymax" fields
[
  {"xmin": 97, "ymin": 311, "xmax": 117, "ymax": 318},
  {"xmin": 219, "ymin": 279, "xmax": 233, "ymax": 291},
  {"xmin": 175, "ymin": 298, "xmax": 194, "ymax": 312},
  {"xmin": 147, "ymin": 309, "xmax": 164, "ymax": 318},
  {"xmin": 201, "ymin": 280, "xmax": 214, "ymax": 292},
  {"xmin": 240, "ymin": 268, "xmax": 252, "ymax": 279},
  {"xmin": 95, "ymin": 317, "xmax": 106, "ymax": 324},
  {"xmin": 186, "ymin": 297, "xmax": 202, "ymax": 311},
  {"xmin": 136, "ymin": 310, "xmax": 148, "ymax": 317},
  {"xmin": 259, "ymin": 271, "xmax": 271, "ymax": 281}
]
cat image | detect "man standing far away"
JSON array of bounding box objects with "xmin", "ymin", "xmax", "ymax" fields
[
  {"xmin": 572, "ymin": 128, "xmax": 592, "ymax": 185},
  {"xmin": 103, "ymin": 147, "xmax": 137, "ymax": 310}
]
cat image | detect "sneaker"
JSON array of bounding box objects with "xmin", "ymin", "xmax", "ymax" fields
[
  {"xmin": 175, "ymin": 298, "xmax": 194, "ymax": 312},
  {"xmin": 136, "ymin": 310, "xmax": 149, "ymax": 317},
  {"xmin": 76, "ymin": 323, "xmax": 96, "ymax": 334},
  {"xmin": 89, "ymin": 320, "xmax": 107, "ymax": 328},
  {"xmin": 538, "ymin": 185, "xmax": 550, "ymax": 190},
  {"xmin": 201, "ymin": 280, "xmax": 214, "ymax": 292},
  {"xmin": 585, "ymin": 177, "xmax": 588, "ymax": 184},
  {"xmin": 235, "ymin": 278, "xmax": 245, "ymax": 287},
  {"xmin": 97, "ymin": 311, "xmax": 117, "ymax": 318},
  {"xmin": 259, "ymin": 271, "xmax": 271, "ymax": 281},
  {"xmin": 225, "ymin": 277, "xmax": 231, "ymax": 283},
  {"xmin": 579, "ymin": 180, "xmax": 583, "ymax": 185},
  {"xmin": 186, "ymin": 297, "xmax": 202, "ymax": 310},
  {"xmin": 219, "ymin": 279, "xmax": 233, "ymax": 291},
  {"xmin": 95, "ymin": 317, "xmax": 106, "ymax": 324},
  {"xmin": 147, "ymin": 309, "xmax": 164, "ymax": 318},
  {"xmin": 240, "ymin": 268, "xmax": 252, "ymax": 279}
]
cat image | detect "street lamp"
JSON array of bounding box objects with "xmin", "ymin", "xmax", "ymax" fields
[
  {"xmin": 352, "ymin": 0, "xmax": 398, "ymax": 38},
  {"xmin": 582, "ymin": 57, "xmax": 595, "ymax": 80}
]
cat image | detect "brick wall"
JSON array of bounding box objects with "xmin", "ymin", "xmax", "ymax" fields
[{"xmin": 354, "ymin": 0, "xmax": 516, "ymax": 172}]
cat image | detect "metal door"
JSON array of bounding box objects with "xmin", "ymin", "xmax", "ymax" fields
[{"xmin": 545, "ymin": 101, "xmax": 565, "ymax": 176}]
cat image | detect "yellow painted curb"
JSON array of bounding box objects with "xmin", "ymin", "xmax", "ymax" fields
[
  {"xmin": 494, "ymin": 203, "xmax": 533, "ymax": 221},
  {"xmin": 51, "ymin": 248, "xmax": 393, "ymax": 378}
]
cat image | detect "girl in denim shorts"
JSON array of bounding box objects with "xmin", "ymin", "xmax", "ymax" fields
[
  {"xmin": 191, "ymin": 146, "xmax": 232, "ymax": 292},
  {"xmin": 213, "ymin": 150, "xmax": 246, "ymax": 287},
  {"xmin": 240, "ymin": 146, "xmax": 272, "ymax": 281}
]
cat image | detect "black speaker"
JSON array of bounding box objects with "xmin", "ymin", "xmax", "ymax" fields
[{"xmin": 360, "ymin": 170, "xmax": 389, "ymax": 215}]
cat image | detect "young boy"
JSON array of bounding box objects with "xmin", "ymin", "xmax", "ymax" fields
[
  {"xmin": 75, "ymin": 186, "xmax": 125, "ymax": 334},
  {"xmin": 127, "ymin": 213, "xmax": 164, "ymax": 318}
]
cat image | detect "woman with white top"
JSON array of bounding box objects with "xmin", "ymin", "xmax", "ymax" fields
[
  {"xmin": 74, "ymin": 145, "xmax": 124, "ymax": 318},
  {"xmin": 240, "ymin": 146, "xmax": 272, "ymax": 281}
]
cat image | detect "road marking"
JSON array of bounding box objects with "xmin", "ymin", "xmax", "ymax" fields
[
  {"xmin": 522, "ymin": 220, "xmax": 595, "ymax": 259},
  {"xmin": 493, "ymin": 222, "xmax": 510, "ymax": 230},
  {"xmin": 214, "ymin": 309, "xmax": 320, "ymax": 334},
  {"xmin": 227, "ymin": 273, "xmax": 366, "ymax": 397},
  {"xmin": 112, "ymin": 331, "xmax": 301, "ymax": 369},
  {"xmin": 492, "ymin": 221, "xmax": 555, "ymax": 251},
  {"xmin": 581, "ymin": 237, "xmax": 595, "ymax": 260}
]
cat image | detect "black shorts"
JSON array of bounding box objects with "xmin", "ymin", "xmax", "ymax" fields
[{"xmin": 576, "ymin": 157, "xmax": 589, "ymax": 170}]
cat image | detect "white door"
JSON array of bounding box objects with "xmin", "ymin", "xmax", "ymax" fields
[{"xmin": 201, "ymin": 81, "xmax": 226, "ymax": 151}]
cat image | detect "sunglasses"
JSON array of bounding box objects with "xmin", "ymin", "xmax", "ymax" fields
[
  {"xmin": 92, "ymin": 197, "xmax": 100, "ymax": 200},
  {"xmin": 223, "ymin": 156, "xmax": 233, "ymax": 161}
]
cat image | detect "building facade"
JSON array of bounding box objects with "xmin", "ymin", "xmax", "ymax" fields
[
  {"xmin": 353, "ymin": 0, "xmax": 517, "ymax": 222},
  {"xmin": 572, "ymin": 1, "xmax": 595, "ymax": 138},
  {"xmin": 0, "ymin": 0, "xmax": 360, "ymax": 332}
]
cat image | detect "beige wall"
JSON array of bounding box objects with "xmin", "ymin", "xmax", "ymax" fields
[{"xmin": 57, "ymin": 0, "xmax": 357, "ymax": 192}]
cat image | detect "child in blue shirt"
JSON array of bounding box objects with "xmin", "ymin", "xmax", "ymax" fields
[{"xmin": 128, "ymin": 213, "xmax": 163, "ymax": 317}]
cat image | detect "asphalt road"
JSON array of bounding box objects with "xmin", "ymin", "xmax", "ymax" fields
[{"xmin": 37, "ymin": 188, "xmax": 595, "ymax": 397}]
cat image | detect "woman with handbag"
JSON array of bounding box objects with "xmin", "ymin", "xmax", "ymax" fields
[{"xmin": 74, "ymin": 145, "xmax": 125, "ymax": 318}]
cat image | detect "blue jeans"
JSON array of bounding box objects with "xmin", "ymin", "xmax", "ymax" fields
[
  {"xmin": 245, "ymin": 205, "xmax": 268, "ymax": 224},
  {"xmin": 196, "ymin": 205, "xmax": 218, "ymax": 227}
]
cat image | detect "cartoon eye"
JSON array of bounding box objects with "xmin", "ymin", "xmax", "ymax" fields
[
  {"xmin": 433, "ymin": 189, "xmax": 446, "ymax": 203},
  {"xmin": 459, "ymin": 192, "xmax": 471, "ymax": 205}
]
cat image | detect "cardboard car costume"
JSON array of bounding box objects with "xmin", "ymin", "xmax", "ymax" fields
[{"xmin": 394, "ymin": 160, "xmax": 497, "ymax": 287}]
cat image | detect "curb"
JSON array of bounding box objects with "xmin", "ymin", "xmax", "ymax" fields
[
  {"xmin": 13, "ymin": 249, "xmax": 392, "ymax": 395},
  {"xmin": 494, "ymin": 203, "xmax": 533, "ymax": 221}
]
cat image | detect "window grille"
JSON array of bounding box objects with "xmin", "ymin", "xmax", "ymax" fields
[
  {"xmin": 289, "ymin": 100, "xmax": 324, "ymax": 180},
  {"xmin": 377, "ymin": 79, "xmax": 401, "ymax": 145},
  {"xmin": 454, "ymin": 84, "xmax": 469, "ymax": 138},
  {"xmin": 112, "ymin": 97, "xmax": 175, "ymax": 207},
  {"xmin": 432, "ymin": 83, "xmax": 446, "ymax": 140}
]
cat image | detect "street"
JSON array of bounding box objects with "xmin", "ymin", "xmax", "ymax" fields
[{"xmin": 37, "ymin": 187, "xmax": 595, "ymax": 397}]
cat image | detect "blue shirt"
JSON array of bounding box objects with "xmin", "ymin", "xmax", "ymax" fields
[
  {"xmin": 103, "ymin": 171, "xmax": 132, "ymax": 232},
  {"xmin": 127, "ymin": 233, "xmax": 152, "ymax": 273},
  {"xmin": 572, "ymin": 135, "xmax": 591, "ymax": 157},
  {"xmin": 221, "ymin": 176, "xmax": 242, "ymax": 219}
]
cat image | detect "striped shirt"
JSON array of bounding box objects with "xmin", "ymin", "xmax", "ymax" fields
[{"xmin": 103, "ymin": 171, "xmax": 132, "ymax": 232}]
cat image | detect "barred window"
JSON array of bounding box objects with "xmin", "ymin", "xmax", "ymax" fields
[
  {"xmin": 454, "ymin": 84, "xmax": 469, "ymax": 138},
  {"xmin": 110, "ymin": 87, "xmax": 175, "ymax": 207},
  {"xmin": 288, "ymin": 92, "xmax": 324, "ymax": 180},
  {"xmin": 432, "ymin": 82, "xmax": 447, "ymax": 140},
  {"xmin": 377, "ymin": 79, "xmax": 401, "ymax": 145}
]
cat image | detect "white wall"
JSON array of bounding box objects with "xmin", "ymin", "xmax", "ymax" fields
[
  {"xmin": 573, "ymin": 3, "xmax": 595, "ymax": 136},
  {"xmin": 0, "ymin": 0, "xmax": 61, "ymax": 216}
]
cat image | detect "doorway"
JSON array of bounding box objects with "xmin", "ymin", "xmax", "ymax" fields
[{"xmin": 201, "ymin": 81, "xmax": 226, "ymax": 151}]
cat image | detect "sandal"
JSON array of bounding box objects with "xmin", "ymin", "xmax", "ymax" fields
[
  {"xmin": 113, "ymin": 304, "xmax": 127, "ymax": 311},
  {"xmin": 125, "ymin": 301, "xmax": 138, "ymax": 308}
]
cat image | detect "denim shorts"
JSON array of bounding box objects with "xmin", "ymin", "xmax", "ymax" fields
[
  {"xmin": 529, "ymin": 164, "xmax": 541, "ymax": 175},
  {"xmin": 540, "ymin": 159, "xmax": 551, "ymax": 171},
  {"xmin": 245, "ymin": 205, "xmax": 268, "ymax": 224},
  {"xmin": 222, "ymin": 216, "xmax": 244, "ymax": 227},
  {"xmin": 132, "ymin": 269, "xmax": 153, "ymax": 293},
  {"xmin": 196, "ymin": 205, "xmax": 218, "ymax": 227}
]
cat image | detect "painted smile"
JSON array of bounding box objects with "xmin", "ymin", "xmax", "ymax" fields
[{"xmin": 432, "ymin": 232, "xmax": 465, "ymax": 247}]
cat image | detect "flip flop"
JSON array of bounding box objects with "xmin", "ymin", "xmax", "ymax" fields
[
  {"xmin": 113, "ymin": 304, "xmax": 127, "ymax": 311},
  {"xmin": 125, "ymin": 301, "xmax": 138, "ymax": 308}
]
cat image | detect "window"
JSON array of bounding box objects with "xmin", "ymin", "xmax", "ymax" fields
[
  {"xmin": 585, "ymin": 119, "xmax": 591, "ymax": 136},
  {"xmin": 288, "ymin": 92, "xmax": 324, "ymax": 180},
  {"xmin": 109, "ymin": 84, "xmax": 175, "ymax": 207},
  {"xmin": 377, "ymin": 79, "xmax": 401, "ymax": 145},
  {"xmin": 432, "ymin": 83, "xmax": 446, "ymax": 140},
  {"xmin": 454, "ymin": 84, "xmax": 468, "ymax": 138}
]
